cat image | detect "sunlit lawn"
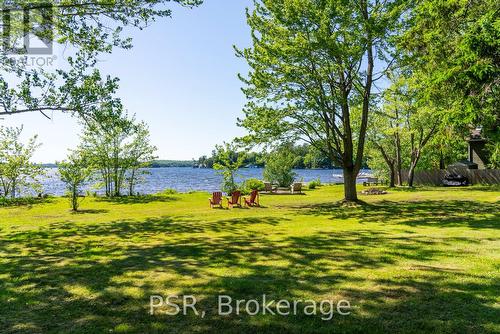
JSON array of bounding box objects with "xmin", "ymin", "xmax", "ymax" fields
[{"xmin": 0, "ymin": 185, "xmax": 499, "ymax": 333}]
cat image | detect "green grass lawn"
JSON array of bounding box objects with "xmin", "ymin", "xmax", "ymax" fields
[{"xmin": 0, "ymin": 185, "xmax": 499, "ymax": 333}]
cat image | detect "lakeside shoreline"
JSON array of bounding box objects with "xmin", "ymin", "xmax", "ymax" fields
[{"xmin": 35, "ymin": 168, "xmax": 373, "ymax": 197}]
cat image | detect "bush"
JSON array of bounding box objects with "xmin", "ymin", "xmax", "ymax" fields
[
  {"xmin": 308, "ymin": 178, "xmax": 322, "ymax": 189},
  {"xmin": 263, "ymin": 147, "xmax": 297, "ymax": 187},
  {"xmin": 0, "ymin": 196, "xmax": 38, "ymax": 207},
  {"xmin": 159, "ymin": 188, "xmax": 178, "ymax": 195},
  {"xmin": 243, "ymin": 178, "xmax": 265, "ymax": 194}
]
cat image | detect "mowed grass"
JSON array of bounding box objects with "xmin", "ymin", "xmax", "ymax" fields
[{"xmin": 0, "ymin": 185, "xmax": 499, "ymax": 334}]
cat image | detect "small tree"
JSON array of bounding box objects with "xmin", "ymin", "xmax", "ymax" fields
[
  {"xmin": 0, "ymin": 126, "xmax": 43, "ymax": 198},
  {"xmin": 79, "ymin": 112, "xmax": 156, "ymax": 197},
  {"xmin": 124, "ymin": 122, "xmax": 157, "ymax": 196},
  {"xmin": 213, "ymin": 143, "xmax": 246, "ymax": 194},
  {"xmin": 58, "ymin": 152, "xmax": 93, "ymax": 211},
  {"xmin": 263, "ymin": 146, "xmax": 297, "ymax": 188}
]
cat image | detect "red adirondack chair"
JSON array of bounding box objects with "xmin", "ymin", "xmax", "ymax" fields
[
  {"xmin": 209, "ymin": 191, "xmax": 223, "ymax": 208},
  {"xmin": 244, "ymin": 190, "xmax": 260, "ymax": 207},
  {"xmin": 227, "ymin": 191, "xmax": 242, "ymax": 208}
]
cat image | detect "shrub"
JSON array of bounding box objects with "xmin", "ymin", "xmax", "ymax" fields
[
  {"xmin": 159, "ymin": 188, "xmax": 178, "ymax": 195},
  {"xmin": 308, "ymin": 178, "xmax": 322, "ymax": 189},
  {"xmin": 0, "ymin": 197, "xmax": 38, "ymax": 207},
  {"xmin": 243, "ymin": 178, "xmax": 265, "ymax": 194},
  {"xmin": 263, "ymin": 147, "xmax": 297, "ymax": 187}
]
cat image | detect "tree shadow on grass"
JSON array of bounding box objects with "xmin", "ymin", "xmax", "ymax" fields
[
  {"xmin": 96, "ymin": 195, "xmax": 180, "ymax": 205},
  {"xmin": 385, "ymin": 185, "xmax": 500, "ymax": 193},
  {"xmin": 297, "ymin": 200, "xmax": 499, "ymax": 229},
  {"xmin": 447, "ymin": 185, "xmax": 500, "ymax": 192},
  {"xmin": 0, "ymin": 196, "xmax": 55, "ymax": 208},
  {"xmin": 0, "ymin": 214, "xmax": 498, "ymax": 333},
  {"xmin": 72, "ymin": 209, "xmax": 109, "ymax": 215}
]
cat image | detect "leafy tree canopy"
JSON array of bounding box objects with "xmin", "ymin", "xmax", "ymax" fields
[
  {"xmin": 400, "ymin": 0, "xmax": 499, "ymax": 146},
  {"xmin": 0, "ymin": 0, "xmax": 202, "ymax": 121},
  {"xmin": 237, "ymin": 0, "xmax": 405, "ymax": 200}
]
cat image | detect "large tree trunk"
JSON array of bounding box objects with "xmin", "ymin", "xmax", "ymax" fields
[
  {"xmin": 11, "ymin": 180, "xmax": 16, "ymax": 198},
  {"xmin": 376, "ymin": 144, "xmax": 395, "ymax": 188},
  {"xmin": 113, "ymin": 168, "xmax": 119, "ymax": 197},
  {"xmin": 408, "ymin": 149, "xmax": 422, "ymax": 187},
  {"xmin": 407, "ymin": 164, "xmax": 416, "ymax": 187},
  {"xmin": 389, "ymin": 166, "xmax": 396, "ymax": 187},
  {"xmin": 129, "ymin": 169, "xmax": 136, "ymax": 196},
  {"xmin": 439, "ymin": 150, "xmax": 446, "ymax": 169},
  {"xmin": 71, "ymin": 186, "xmax": 78, "ymax": 211},
  {"xmin": 395, "ymin": 132, "xmax": 402, "ymax": 186},
  {"xmin": 343, "ymin": 168, "xmax": 358, "ymax": 202}
]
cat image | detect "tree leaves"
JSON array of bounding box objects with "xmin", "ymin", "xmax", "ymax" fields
[{"xmin": 0, "ymin": 0, "xmax": 202, "ymax": 118}]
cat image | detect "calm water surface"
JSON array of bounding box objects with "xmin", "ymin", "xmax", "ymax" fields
[{"xmin": 40, "ymin": 167, "xmax": 371, "ymax": 196}]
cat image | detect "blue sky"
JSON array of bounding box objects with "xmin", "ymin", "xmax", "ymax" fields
[{"xmin": 3, "ymin": 0, "xmax": 254, "ymax": 162}]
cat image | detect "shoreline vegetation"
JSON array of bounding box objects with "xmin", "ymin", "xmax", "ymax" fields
[{"xmin": 40, "ymin": 160, "xmax": 349, "ymax": 170}]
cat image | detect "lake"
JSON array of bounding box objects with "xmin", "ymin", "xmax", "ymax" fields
[{"xmin": 39, "ymin": 167, "xmax": 372, "ymax": 196}]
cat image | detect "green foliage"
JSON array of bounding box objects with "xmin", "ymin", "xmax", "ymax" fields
[
  {"xmin": 302, "ymin": 146, "xmax": 332, "ymax": 169},
  {"xmin": 242, "ymin": 178, "xmax": 265, "ymax": 194},
  {"xmin": 365, "ymin": 73, "xmax": 453, "ymax": 186},
  {"xmin": 308, "ymin": 178, "xmax": 322, "ymax": 190},
  {"xmin": 0, "ymin": 126, "xmax": 43, "ymax": 198},
  {"xmin": 487, "ymin": 141, "xmax": 500, "ymax": 169},
  {"xmin": 418, "ymin": 127, "xmax": 468, "ymax": 170},
  {"xmin": 58, "ymin": 151, "xmax": 93, "ymax": 211},
  {"xmin": 78, "ymin": 111, "xmax": 157, "ymax": 197},
  {"xmin": 263, "ymin": 146, "xmax": 297, "ymax": 187},
  {"xmin": 196, "ymin": 143, "xmax": 334, "ymax": 169},
  {"xmin": 213, "ymin": 143, "xmax": 246, "ymax": 194},
  {"xmin": 150, "ymin": 160, "xmax": 194, "ymax": 168},
  {"xmin": 0, "ymin": 196, "xmax": 43, "ymax": 207},
  {"xmin": 236, "ymin": 0, "xmax": 404, "ymax": 201},
  {"xmin": 399, "ymin": 0, "xmax": 499, "ymax": 158},
  {"xmin": 0, "ymin": 1, "xmax": 202, "ymax": 120},
  {"xmin": 158, "ymin": 188, "xmax": 179, "ymax": 195}
]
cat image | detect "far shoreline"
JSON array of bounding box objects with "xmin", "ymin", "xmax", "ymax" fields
[{"xmin": 39, "ymin": 164, "xmax": 352, "ymax": 171}]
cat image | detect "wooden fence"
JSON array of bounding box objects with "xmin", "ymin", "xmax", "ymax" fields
[{"xmin": 401, "ymin": 168, "xmax": 500, "ymax": 186}]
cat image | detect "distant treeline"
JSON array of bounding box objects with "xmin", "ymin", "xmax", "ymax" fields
[
  {"xmin": 40, "ymin": 161, "xmax": 195, "ymax": 168},
  {"xmin": 41, "ymin": 145, "xmax": 366, "ymax": 169},
  {"xmin": 149, "ymin": 160, "xmax": 194, "ymax": 168},
  {"xmin": 194, "ymin": 144, "xmax": 343, "ymax": 169}
]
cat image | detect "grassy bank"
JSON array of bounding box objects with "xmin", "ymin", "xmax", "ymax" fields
[{"xmin": 0, "ymin": 186, "xmax": 499, "ymax": 333}]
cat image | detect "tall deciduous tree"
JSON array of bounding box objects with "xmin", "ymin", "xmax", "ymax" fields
[
  {"xmin": 237, "ymin": 0, "xmax": 404, "ymax": 201},
  {"xmin": 366, "ymin": 73, "xmax": 409, "ymax": 187},
  {"xmin": 366, "ymin": 111, "xmax": 403, "ymax": 188},
  {"xmin": 367, "ymin": 74, "xmax": 441, "ymax": 187}
]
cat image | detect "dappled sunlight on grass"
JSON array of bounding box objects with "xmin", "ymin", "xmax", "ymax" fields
[{"xmin": 0, "ymin": 185, "xmax": 498, "ymax": 333}]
